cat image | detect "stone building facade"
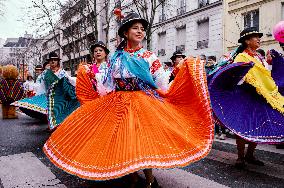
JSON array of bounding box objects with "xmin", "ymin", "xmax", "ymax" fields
[{"xmin": 223, "ymin": 0, "xmax": 284, "ymax": 52}]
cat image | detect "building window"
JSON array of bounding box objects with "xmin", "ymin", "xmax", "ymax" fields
[
  {"xmin": 244, "ymin": 9, "xmax": 259, "ymax": 30},
  {"xmin": 159, "ymin": 1, "xmax": 166, "ymax": 22},
  {"xmin": 197, "ymin": 19, "xmax": 209, "ymax": 49},
  {"xmin": 159, "ymin": 14, "xmax": 167, "ymax": 22},
  {"xmin": 176, "ymin": 45, "xmax": 185, "ymax": 53},
  {"xmin": 198, "ymin": 0, "xmax": 209, "ymax": 8},
  {"xmin": 158, "ymin": 32, "xmax": 166, "ymax": 56},
  {"xmin": 176, "ymin": 27, "xmax": 186, "ymax": 53},
  {"xmin": 115, "ymin": 0, "xmax": 121, "ymax": 8},
  {"xmin": 282, "ymin": 3, "xmax": 284, "ymax": 20},
  {"xmin": 177, "ymin": 0, "xmax": 186, "ymax": 16}
]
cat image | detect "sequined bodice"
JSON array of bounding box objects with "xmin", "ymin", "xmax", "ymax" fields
[{"xmin": 115, "ymin": 78, "xmax": 141, "ymax": 91}]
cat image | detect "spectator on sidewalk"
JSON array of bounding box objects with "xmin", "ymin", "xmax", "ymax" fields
[
  {"xmin": 205, "ymin": 56, "xmax": 216, "ymax": 75},
  {"xmin": 23, "ymin": 75, "xmax": 35, "ymax": 98},
  {"xmin": 169, "ymin": 50, "xmax": 186, "ymax": 82},
  {"xmin": 0, "ymin": 65, "xmax": 24, "ymax": 119},
  {"xmin": 205, "ymin": 56, "xmax": 227, "ymax": 140}
]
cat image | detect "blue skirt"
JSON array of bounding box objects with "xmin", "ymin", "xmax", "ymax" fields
[
  {"xmin": 12, "ymin": 94, "xmax": 47, "ymax": 118},
  {"xmin": 209, "ymin": 62, "xmax": 284, "ymax": 144}
]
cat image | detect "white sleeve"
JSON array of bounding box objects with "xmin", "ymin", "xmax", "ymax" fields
[
  {"xmin": 149, "ymin": 53, "xmax": 170, "ymax": 92},
  {"xmin": 34, "ymin": 80, "xmax": 46, "ymax": 95},
  {"xmin": 263, "ymin": 60, "xmax": 272, "ymax": 71},
  {"xmin": 34, "ymin": 73, "xmax": 46, "ymax": 95},
  {"xmin": 62, "ymin": 70, "xmax": 77, "ymax": 87},
  {"xmin": 23, "ymin": 82, "xmax": 28, "ymax": 91},
  {"xmin": 67, "ymin": 75, "xmax": 77, "ymax": 87},
  {"xmin": 95, "ymin": 70, "xmax": 115, "ymax": 96},
  {"xmin": 153, "ymin": 67, "xmax": 171, "ymax": 92}
]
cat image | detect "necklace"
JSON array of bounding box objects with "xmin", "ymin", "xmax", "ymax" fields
[
  {"xmin": 124, "ymin": 46, "xmax": 143, "ymax": 53},
  {"xmin": 244, "ymin": 49, "xmax": 264, "ymax": 64}
]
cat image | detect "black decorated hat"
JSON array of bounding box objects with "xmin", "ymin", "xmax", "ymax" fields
[
  {"xmin": 238, "ymin": 27, "xmax": 263, "ymax": 43},
  {"xmin": 90, "ymin": 41, "xmax": 110, "ymax": 54},
  {"xmin": 35, "ymin": 64, "xmax": 43, "ymax": 70},
  {"xmin": 46, "ymin": 52, "xmax": 61, "ymax": 61},
  {"xmin": 170, "ymin": 51, "xmax": 186, "ymax": 61},
  {"xmin": 118, "ymin": 12, "xmax": 148, "ymax": 38}
]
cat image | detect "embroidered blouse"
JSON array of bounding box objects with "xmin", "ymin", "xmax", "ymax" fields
[
  {"xmin": 82, "ymin": 62, "xmax": 109, "ymax": 94},
  {"xmin": 98, "ymin": 48, "xmax": 170, "ymax": 95},
  {"xmin": 35, "ymin": 69, "xmax": 76, "ymax": 95}
]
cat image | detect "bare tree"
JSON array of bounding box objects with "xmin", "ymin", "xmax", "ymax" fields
[
  {"xmin": 0, "ymin": 0, "xmax": 6, "ymax": 17},
  {"xmin": 26, "ymin": 0, "xmax": 115, "ymax": 74},
  {"xmin": 25, "ymin": 39, "xmax": 44, "ymax": 76},
  {"xmin": 131, "ymin": 0, "xmax": 166, "ymax": 50},
  {"xmin": 28, "ymin": 0, "xmax": 83, "ymax": 75}
]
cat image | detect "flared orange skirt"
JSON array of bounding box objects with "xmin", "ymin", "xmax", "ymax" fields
[{"xmin": 44, "ymin": 57, "xmax": 214, "ymax": 180}]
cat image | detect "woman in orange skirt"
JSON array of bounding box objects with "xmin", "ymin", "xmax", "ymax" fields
[
  {"xmin": 76, "ymin": 41, "xmax": 110, "ymax": 105},
  {"xmin": 44, "ymin": 12, "xmax": 214, "ymax": 187}
]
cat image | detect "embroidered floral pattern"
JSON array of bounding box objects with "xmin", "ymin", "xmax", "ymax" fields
[
  {"xmin": 86, "ymin": 62, "xmax": 109, "ymax": 92},
  {"xmin": 141, "ymin": 51, "xmax": 153, "ymax": 59},
  {"xmin": 150, "ymin": 59, "xmax": 162, "ymax": 74},
  {"xmin": 115, "ymin": 78, "xmax": 140, "ymax": 91}
]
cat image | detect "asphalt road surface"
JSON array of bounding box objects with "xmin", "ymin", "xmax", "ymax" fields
[{"xmin": 0, "ymin": 110, "xmax": 283, "ymax": 188}]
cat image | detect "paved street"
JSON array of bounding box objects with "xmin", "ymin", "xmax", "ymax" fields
[{"xmin": 0, "ymin": 110, "xmax": 283, "ymax": 188}]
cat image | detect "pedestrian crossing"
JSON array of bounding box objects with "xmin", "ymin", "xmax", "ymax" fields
[
  {"xmin": 0, "ymin": 137, "xmax": 283, "ymax": 188},
  {"xmin": 0, "ymin": 152, "xmax": 66, "ymax": 188}
]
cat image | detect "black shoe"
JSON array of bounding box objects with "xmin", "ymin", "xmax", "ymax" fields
[
  {"xmin": 245, "ymin": 156, "xmax": 264, "ymax": 166},
  {"xmin": 145, "ymin": 178, "xmax": 161, "ymax": 188},
  {"xmin": 235, "ymin": 158, "xmax": 246, "ymax": 169},
  {"xmin": 276, "ymin": 144, "xmax": 284, "ymax": 149},
  {"xmin": 134, "ymin": 176, "xmax": 147, "ymax": 188}
]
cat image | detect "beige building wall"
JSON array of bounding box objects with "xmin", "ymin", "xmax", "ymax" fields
[
  {"xmin": 152, "ymin": 1, "xmax": 223, "ymax": 62},
  {"xmin": 107, "ymin": 0, "xmax": 223, "ymax": 62},
  {"xmin": 224, "ymin": 0, "xmax": 284, "ymax": 53}
]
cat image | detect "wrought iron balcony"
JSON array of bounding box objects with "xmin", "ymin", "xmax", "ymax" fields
[
  {"xmin": 114, "ymin": 0, "xmax": 121, "ymax": 8},
  {"xmin": 158, "ymin": 49, "xmax": 166, "ymax": 56},
  {"xmin": 198, "ymin": 0, "xmax": 209, "ymax": 8},
  {"xmin": 159, "ymin": 14, "xmax": 167, "ymax": 22},
  {"xmin": 197, "ymin": 39, "xmax": 209, "ymax": 49},
  {"xmin": 176, "ymin": 45, "xmax": 185, "ymax": 53},
  {"xmin": 177, "ymin": 6, "xmax": 186, "ymax": 16}
]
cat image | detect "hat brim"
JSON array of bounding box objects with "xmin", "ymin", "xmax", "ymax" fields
[
  {"xmin": 47, "ymin": 57, "xmax": 61, "ymax": 61},
  {"xmin": 164, "ymin": 62, "xmax": 173, "ymax": 66},
  {"xmin": 170, "ymin": 54, "xmax": 186, "ymax": 61},
  {"xmin": 118, "ymin": 18, "xmax": 148, "ymax": 38},
  {"xmin": 90, "ymin": 44, "xmax": 110, "ymax": 54},
  {"xmin": 238, "ymin": 32, "xmax": 263, "ymax": 43}
]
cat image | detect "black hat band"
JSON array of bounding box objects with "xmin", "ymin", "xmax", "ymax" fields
[{"xmin": 240, "ymin": 31, "xmax": 262, "ymax": 39}]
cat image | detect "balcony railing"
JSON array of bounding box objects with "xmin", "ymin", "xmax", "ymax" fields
[
  {"xmin": 198, "ymin": 0, "xmax": 209, "ymax": 8},
  {"xmin": 159, "ymin": 14, "xmax": 167, "ymax": 22},
  {"xmin": 115, "ymin": 1, "xmax": 121, "ymax": 8},
  {"xmin": 176, "ymin": 45, "xmax": 185, "ymax": 53},
  {"xmin": 197, "ymin": 39, "xmax": 209, "ymax": 49},
  {"xmin": 177, "ymin": 6, "xmax": 186, "ymax": 16},
  {"xmin": 158, "ymin": 49, "xmax": 166, "ymax": 56}
]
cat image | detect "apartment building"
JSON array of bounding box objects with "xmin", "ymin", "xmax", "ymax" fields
[
  {"xmin": 223, "ymin": 0, "xmax": 284, "ymax": 52},
  {"xmin": 106, "ymin": 0, "xmax": 223, "ymax": 62},
  {"xmin": 0, "ymin": 34, "xmax": 32, "ymax": 80},
  {"xmin": 152, "ymin": 0, "xmax": 223, "ymax": 62},
  {"xmin": 39, "ymin": 0, "xmax": 107, "ymax": 75}
]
